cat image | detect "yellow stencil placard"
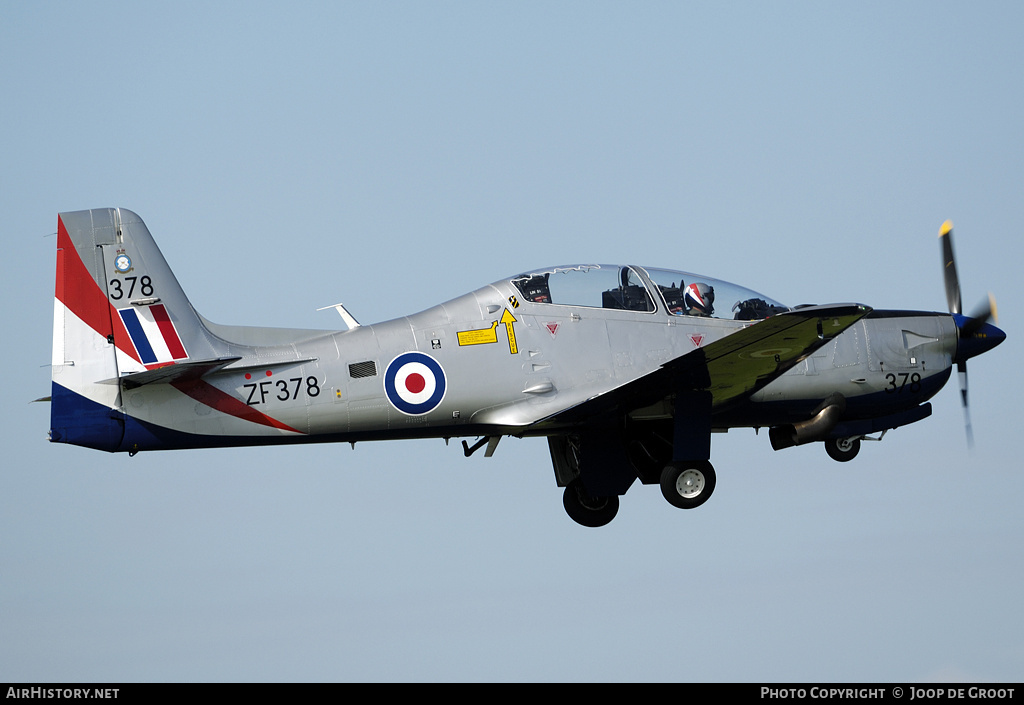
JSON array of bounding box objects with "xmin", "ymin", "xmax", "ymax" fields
[{"xmin": 457, "ymin": 321, "xmax": 499, "ymax": 346}]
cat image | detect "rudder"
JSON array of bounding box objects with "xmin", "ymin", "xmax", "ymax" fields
[{"xmin": 50, "ymin": 208, "xmax": 222, "ymax": 450}]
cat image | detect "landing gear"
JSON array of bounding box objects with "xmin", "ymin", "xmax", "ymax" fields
[
  {"xmin": 660, "ymin": 461, "xmax": 716, "ymax": 509},
  {"xmin": 562, "ymin": 479, "xmax": 620, "ymax": 528},
  {"xmin": 824, "ymin": 437, "xmax": 861, "ymax": 462}
]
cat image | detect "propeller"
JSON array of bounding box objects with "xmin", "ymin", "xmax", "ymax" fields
[{"xmin": 938, "ymin": 221, "xmax": 1005, "ymax": 448}]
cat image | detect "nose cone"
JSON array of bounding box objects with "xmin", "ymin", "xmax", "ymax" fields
[{"xmin": 953, "ymin": 314, "xmax": 1006, "ymax": 363}]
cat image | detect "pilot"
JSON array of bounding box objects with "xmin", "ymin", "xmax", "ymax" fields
[{"xmin": 684, "ymin": 282, "xmax": 715, "ymax": 317}]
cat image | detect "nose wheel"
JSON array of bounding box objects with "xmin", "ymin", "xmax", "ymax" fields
[
  {"xmin": 660, "ymin": 461, "xmax": 716, "ymax": 509},
  {"xmin": 824, "ymin": 436, "xmax": 861, "ymax": 462}
]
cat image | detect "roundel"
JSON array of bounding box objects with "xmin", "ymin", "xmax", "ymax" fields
[{"xmin": 383, "ymin": 352, "xmax": 447, "ymax": 416}]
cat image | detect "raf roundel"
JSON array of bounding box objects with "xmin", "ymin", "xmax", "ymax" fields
[{"xmin": 383, "ymin": 352, "xmax": 447, "ymax": 416}]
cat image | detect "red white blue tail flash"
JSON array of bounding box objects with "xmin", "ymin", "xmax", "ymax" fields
[{"xmin": 117, "ymin": 304, "xmax": 188, "ymax": 366}]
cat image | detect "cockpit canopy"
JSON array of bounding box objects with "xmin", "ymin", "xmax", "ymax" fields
[{"xmin": 510, "ymin": 265, "xmax": 789, "ymax": 321}]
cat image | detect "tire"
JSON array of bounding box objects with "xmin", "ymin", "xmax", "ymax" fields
[
  {"xmin": 562, "ymin": 480, "xmax": 620, "ymax": 527},
  {"xmin": 660, "ymin": 461, "xmax": 716, "ymax": 509},
  {"xmin": 825, "ymin": 437, "xmax": 861, "ymax": 462}
]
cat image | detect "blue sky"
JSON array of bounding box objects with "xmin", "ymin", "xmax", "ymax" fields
[{"xmin": 2, "ymin": 2, "xmax": 1022, "ymax": 682}]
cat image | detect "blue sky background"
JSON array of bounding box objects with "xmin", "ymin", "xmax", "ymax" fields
[{"xmin": 2, "ymin": 1, "xmax": 1022, "ymax": 682}]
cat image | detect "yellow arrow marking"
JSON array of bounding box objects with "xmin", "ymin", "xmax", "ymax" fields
[
  {"xmin": 501, "ymin": 308, "xmax": 518, "ymax": 354},
  {"xmin": 457, "ymin": 321, "xmax": 499, "ymax": 346}
]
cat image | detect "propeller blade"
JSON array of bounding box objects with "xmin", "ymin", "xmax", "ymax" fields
[
  {"xmin": 939, "ymin": 220, "xmax": 962, "ymax": 315},
  {"xmin": 957, "ymin": 361, "xmax": 974, "ymax": 449}
]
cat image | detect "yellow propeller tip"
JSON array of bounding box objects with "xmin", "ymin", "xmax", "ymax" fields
[{"xmin": 939, "ymin": 220, "xmax": 954, "ymax": 237}]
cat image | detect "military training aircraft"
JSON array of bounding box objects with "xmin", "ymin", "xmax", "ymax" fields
[{"xmin": 46, "ymin": 209, "xmax": 1004, "ymax": 526}]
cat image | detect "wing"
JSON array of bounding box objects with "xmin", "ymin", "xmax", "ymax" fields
[{"xmin": 531, "ymin": 303, "xmax": 871, "ymax": 428}]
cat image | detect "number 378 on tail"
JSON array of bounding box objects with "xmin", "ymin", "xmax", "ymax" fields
[{"xmin": 45, "ymin": 209, "xmax": 1004, "ymax": 526}]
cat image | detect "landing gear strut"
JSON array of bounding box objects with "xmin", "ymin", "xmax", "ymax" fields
[{"xmin": 660, "ymin": 460, "xmax": 716, "ymax": 509}]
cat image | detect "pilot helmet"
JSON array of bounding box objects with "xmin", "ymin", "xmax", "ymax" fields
[{"xmin": 684, "ymin": 282, "xmax": 715, "ymax": 316}]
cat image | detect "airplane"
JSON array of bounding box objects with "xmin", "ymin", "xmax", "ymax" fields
[{"xmin": 45, "ymin": 208, "xmax": 1004, "ymax": 527}]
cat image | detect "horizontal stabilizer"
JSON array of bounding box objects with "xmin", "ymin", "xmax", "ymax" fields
[
  {"xmin": 110, "ymin": 357, "xmax": 243, "ymax": 389},
  {"xmin": 209, "ymin": 357, "xmax": 319, "ymax": 376}
]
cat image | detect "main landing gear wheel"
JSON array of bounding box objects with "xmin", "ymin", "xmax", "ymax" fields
[
  {"xmin": 660, "ymin": 461, "xmax": 716, "ymax": 509},
  {"xmin": 563, "ymin": 479, "xmax": 619, "ymax": 528},
  {"xmin": 825, "ymin": 437, "xmax": 861, "ymax": 462}
]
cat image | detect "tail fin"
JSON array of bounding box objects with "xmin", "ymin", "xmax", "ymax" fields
[{"xmin": 50, "ymin": 208, "xmax": 223, "ymax": 450}]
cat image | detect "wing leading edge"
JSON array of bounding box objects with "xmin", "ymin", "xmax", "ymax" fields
[{"xmin": 533, "ymin": 303, "xmax": 871, "ymax": 428}]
